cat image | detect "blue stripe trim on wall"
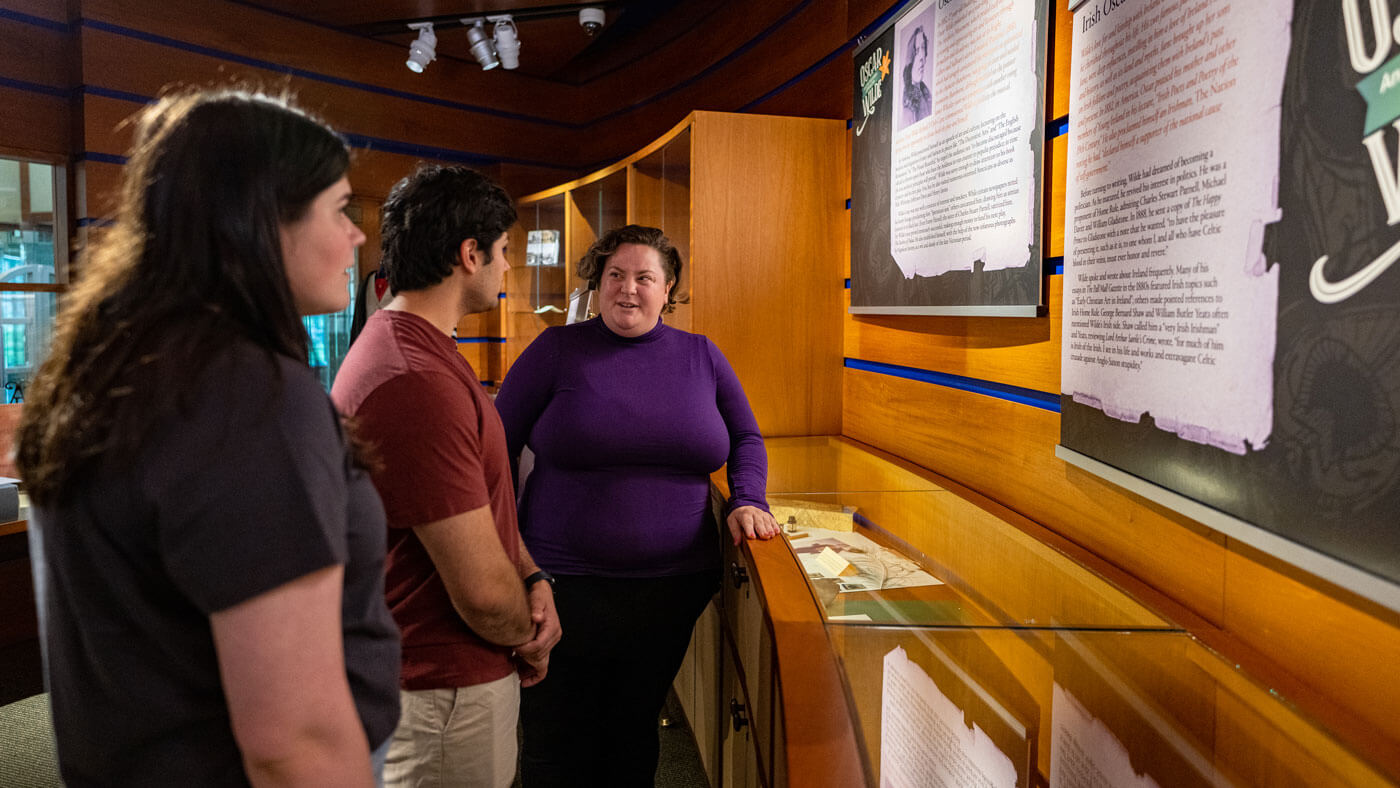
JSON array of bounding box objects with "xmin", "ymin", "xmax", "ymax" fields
[
  {"xmin": 78, "ymin": 152, "xmax": 128, "ymax": 165},
  {"xmin": 78, "ymin": 18, "xmax": 580, "ymax": 129},
  {"xmin": 455, "ymin": 337, "xmax": 506, "ymax": 344},
  {"xmin": 1046, "ymin": 116, "xmax": 1069, "ymax": 139},
  {"xmin": 339, "ymin": 132, "xmax": 503, "ymax": 167},
  {"xmin": 844, "ymin": 357, "xmax": 1060, "ymax": 412},
  {"xmin": 83, "ymin": 84, "xmax": 155, "ymax": 105},
  {"xmin": 0, "ymin": 76, "xmax": 69, "ymax": 99},
  {"xmin": 1047, "ymin": 256, "xmax": 1065, "ymax": 274},
  {"xmin": 75, "ymin": 86, "xmax": 565, "ymax": 171},
  {"xmin": 0, "ymin": 7, "xmax": 72, "ymax": 33},
  {"xmin": 844, "ymin": 278, "xmax": 851, "ymax": 289}
]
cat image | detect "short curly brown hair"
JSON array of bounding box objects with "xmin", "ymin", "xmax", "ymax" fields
[{"xmin": 576, "ymin": 224, "xmax": 682, "ymax": 313}]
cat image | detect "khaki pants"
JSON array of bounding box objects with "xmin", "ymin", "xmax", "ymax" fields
[{"xmin": 384, "ymin": 672, "xmax": 520, "ymax": 788}]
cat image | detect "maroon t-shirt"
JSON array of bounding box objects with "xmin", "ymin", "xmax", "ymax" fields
[{"xmin": 333, "ymin": 309, "xmax": 520, "ymax": 689}]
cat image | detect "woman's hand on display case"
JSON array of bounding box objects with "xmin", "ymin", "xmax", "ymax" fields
[{"xmin": 726, "ymin": 505, "xmax": 780, "ymax": 545}]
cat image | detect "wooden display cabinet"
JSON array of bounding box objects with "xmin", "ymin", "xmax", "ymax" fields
[
  {"xmin": 506, "ymin": 111, "xmax": 844, "ymax": 437},
  {"xmin": 679, "ymin": 436, "xmax": 1399, "ymax": 787}
]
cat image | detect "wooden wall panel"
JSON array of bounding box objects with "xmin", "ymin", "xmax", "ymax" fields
[
  {"xmin": 1221, "ymin": 546, "xmax": 1400, "ymax": 760},
  {"xmin": 580, "ymin": 0, "xmax": 844, "ymax": 115},
  {"xmin": 578, "ymin": 0, "xmax": 850, "ymax": 165},
  {"xmin": 78, "ymin": 93, "xmax": 500, "ymax": 207},
  {"xmin": 842, "ymin": 368, "xmax": 1229, "ymax": 621},
  {"xmin": 5, "ymin": 0, "xmax": 69, "ymax": 21},
  {"xmin": 691, "ymin": 113, "xmax": 845, "ymax": 437},
  {"xmin": 844, "ymin": 276, "xmax": 1061, "ymax": 394},
  {"xmin": 0, "ymin": 405, "xmax": 22, "ymax": 480},
  {"xmin": 1045, "ymin": 133, "xmax": 1067, "ymax": 258},
  {"xmin": 0, "ymin": 87, "xmax": 71, "ymax": 157},
  {"xmin": 743, "ymin": 56, "xmax": 851, "ymax": 122},
  {"xmin": 0, "ymin": 16, "xmax": 74, "ymax": 89},
  {"xmin": 77, "ymin": 158, "xmax": 122, "ymax": 220}
]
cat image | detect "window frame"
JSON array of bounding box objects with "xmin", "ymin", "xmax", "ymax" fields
[{"xmin": 0, "ymin": 146, "xmax": 70, "ymax": 404}]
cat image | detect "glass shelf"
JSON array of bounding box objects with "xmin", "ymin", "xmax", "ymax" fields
[{"xmin": 757, "ymin": 437, "xmax": 1169, "ymax": 630}]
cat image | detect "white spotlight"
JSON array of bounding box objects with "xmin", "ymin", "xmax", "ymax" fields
[
  {"xmin": 491, "ymin": 16, "xmax": 520, "ymax": 70},
  {"xmin": 405, "ymin": 22, "xmax": 436, "ymax": 73},
  {"xmin": 464, "ymin": 20, "xmax": 500, "ymax": 70}
]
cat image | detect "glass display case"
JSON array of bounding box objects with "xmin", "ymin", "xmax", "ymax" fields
[
  {"xmin": 631, "ymin": 126, "xmax": 692, "ymax": 331},
  {"xmin": 506, "ymin": 192, "xmax": 567, "ymax": 369},
  {"xmin": 696, "ymin": 436, "xmax": 1398, "ymax": 788}
]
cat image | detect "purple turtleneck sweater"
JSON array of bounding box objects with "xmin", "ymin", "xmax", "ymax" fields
[{"xmin": 495, "ymin": 317, "xmax": 769, "ymax": 577}]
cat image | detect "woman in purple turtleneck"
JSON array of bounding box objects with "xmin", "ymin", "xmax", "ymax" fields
[{"xmin": 496, "ymin": 224, "xmax": 779, "ymax": 786}]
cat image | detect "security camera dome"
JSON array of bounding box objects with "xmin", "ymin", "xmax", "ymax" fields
[{"xmin": 579, "ymin": 7, "xmax": 605, "ymax": 35}]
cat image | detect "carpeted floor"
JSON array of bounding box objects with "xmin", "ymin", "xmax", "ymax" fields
[
  {"xmin": 0, "ymin": 691, "xmax": 710, "ymax": 787},
  {"xmin": 0, "ymin": 694, "xmax": 59, "ymax": 788}
]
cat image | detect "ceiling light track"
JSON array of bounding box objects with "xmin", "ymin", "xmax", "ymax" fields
[{"xmin": 366, "ymin": 2, "xmax": 622, "ymax": 39}]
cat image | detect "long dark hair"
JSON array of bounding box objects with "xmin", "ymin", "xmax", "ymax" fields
[
  {"xmin": 17, "ymin": 89, "xmax": 351, "ymax": 504},
  {"xmin": 576, "ymin": 224, "xmax": 683, "ymax": 313}
]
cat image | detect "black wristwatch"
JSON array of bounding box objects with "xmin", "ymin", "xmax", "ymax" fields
[{"xmin": 524, "ymin": 569, "xmax": 556, "ymax": 590}]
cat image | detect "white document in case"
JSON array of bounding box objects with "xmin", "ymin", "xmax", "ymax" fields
[
  {"xmin": 881, "ymin": 646, "xmax": 1017, "ymax": 788},
  {"xmin": 1050, "ymin": 683, "xmax": 1163, "ymax": 788}
]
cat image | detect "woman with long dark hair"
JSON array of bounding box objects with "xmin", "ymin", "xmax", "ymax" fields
[{"xmin": 17, "ymin": 89, "xmax": 400, "ymax": 786}]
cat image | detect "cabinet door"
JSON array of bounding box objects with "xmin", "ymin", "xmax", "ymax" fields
[
  {"xmin": 693, "ymin": 602, "xmax": 721, "ymax": 783},
  {"xmin": 720, "ymin": 643, "xmax": 750, "ymax": 788}
]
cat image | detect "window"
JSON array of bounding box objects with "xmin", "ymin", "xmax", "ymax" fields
[
  {"xmin": 303, "ymin": 261, "xmax": 357, "ymax": 392},
  {"xmin": 0, "ymin": 156, "xmax": 67, "ymax": 403}
]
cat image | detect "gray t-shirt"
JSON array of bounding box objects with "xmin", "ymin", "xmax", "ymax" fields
[{"xmin": 31, "ymin": 341, "xmax": 400, "ymax": 786}]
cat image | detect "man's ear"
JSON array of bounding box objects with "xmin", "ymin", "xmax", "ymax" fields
[{"xmin": 457, "ymin": 238, "xmax": 482, "ymax": 274}]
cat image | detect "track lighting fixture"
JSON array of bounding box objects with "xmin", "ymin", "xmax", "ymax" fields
[
  {"xmin": 405, "ymin": 22, "xmax": 436, "ymax": 73},
  {"xmin": 464, "ymin": 20, "xmax": 501, "ymax": 70},
  {"xmin": 491, "ymin": 16, "xmax": 520, "ymax": 70}
]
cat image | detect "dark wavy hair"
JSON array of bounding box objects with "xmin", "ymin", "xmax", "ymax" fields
[
  {"xmin": 17, "ymin": 89, "xmax": 350, "ymax": 504},
  {"xmin": 379, "ymin": 165, "xmax": 517, "ymax": 293},
  {"xmin": 575, "ymin": 224, "xmax": 683, "ymax": 313},
  {"xmin": 903, "ymin": 26, "xmax": 928, "ymax": 88}
]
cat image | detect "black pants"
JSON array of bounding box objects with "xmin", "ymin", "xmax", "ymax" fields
[{"xmin": 520, "ymin": 569, "xmax": 718, "ymax": 787}]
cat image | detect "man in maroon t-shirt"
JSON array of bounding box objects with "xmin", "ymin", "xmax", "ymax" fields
[{"xmin": 332, "ymin": 165, "xmax": 560, "ymax": 787}]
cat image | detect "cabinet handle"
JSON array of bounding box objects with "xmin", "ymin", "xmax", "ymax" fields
[
  {"xmin": 730, "ymin": 697, "xmax": 749, "ymax": 732},
  {"xmin": 730, "ymin": 561, "xmax": 749, "ymax": 589}
]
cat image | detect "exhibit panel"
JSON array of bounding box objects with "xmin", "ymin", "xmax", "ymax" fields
[
  {"xmin": 686, "ymin": 436, "xmax": 1400, "ymax": 787},
  {"xmin": 850, "ymin": 0, "xmax": 1050, "ymax": 315},
  {"xmin": 1059, "ymin": 0, "xmax": 1400, "ymax": 611}
]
